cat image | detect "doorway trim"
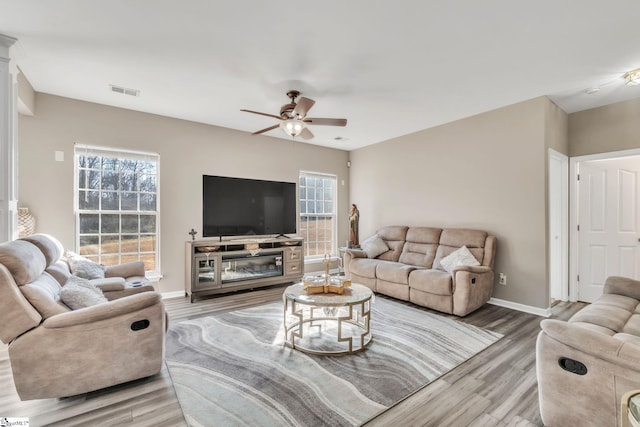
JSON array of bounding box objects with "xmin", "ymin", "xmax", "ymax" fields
[{"xmin": 569, "ymin": 147, "xmax": 640, "ymax": 301}]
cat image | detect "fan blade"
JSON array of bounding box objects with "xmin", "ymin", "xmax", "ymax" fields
[
  {"xmin": 252, "ymin": 124, "xmax": 280, "ymax": 135},
  {"xmin": 241, "ymin": 109, "xmax": 283, "ymax": 121},
  {"xmin": 304, "ymin": 117, "xmax": 347, "ymax": 127},
  {"xmin": 292, "ymin": 97, "xmax": 315, "ymax": 118},
  {"xmin": 300, "ymin": 127, "xmax": 314, "ymax": 140}
]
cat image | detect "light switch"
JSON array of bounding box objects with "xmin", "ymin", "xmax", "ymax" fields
[{"xmin": 55, "ymin": 151, "xmax": 64, "ymax": 162}]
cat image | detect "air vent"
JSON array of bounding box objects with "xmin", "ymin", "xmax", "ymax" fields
[{"xmin": 109, "ymin": 84, "xmax": 140, "ymax": 97}]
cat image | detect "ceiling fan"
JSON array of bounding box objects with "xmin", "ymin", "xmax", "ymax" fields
[{"xmin": 241, "ymin": 90, "xmax": 347, "ymax": 140}]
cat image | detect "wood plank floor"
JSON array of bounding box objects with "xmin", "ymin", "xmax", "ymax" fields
[{"xmin": 0, "ymin": 286, "xmax": 586, "ymax": 426}]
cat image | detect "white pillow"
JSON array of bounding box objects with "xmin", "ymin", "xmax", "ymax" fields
[
  {"xmin": 61, "ymin": 275, "xmax": 108, "ymax": 310},
  {"xmin": 361, "ymin": 234, "xmax": 390, "ymax": 258},
  {"xmin": 66, "ymin": 251, "xmax": 106, "ymax": 280},
  {"xmin": 439, "ymin": 246, "xmax": 480, "ymax": 273}
]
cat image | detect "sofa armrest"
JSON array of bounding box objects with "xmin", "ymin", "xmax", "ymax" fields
[
  {"xmin": 604, "ymin": 276, "xmax": 640, "ymax": 300},
  {"xmin": 343, "ymin": 249, "xmax": 367, "ymax": 279},
  {"xmin": 105, "ymin": 261, "xmax": 145, "ymax": 278},
  {"xmin": 100, "ymin": 284, "xmax": 156, "ymax": 301},
  {"xmin": 89, "ymin": 277, "xmax": 126, "ymax": 292},
  {"xmin": 43, "ymin": 292, "xmax": 162, "ymax": 329},
  {"xmin": 452, "ymin": 265, "xmax": 492, "ymax": 275},
  {"xmin": 539, "ymin": 319, "xmax": 640, "ymax": 371},
  {"xmin": 345, "ymin": 248, "xmax": 367, "ymax": 258},
  {"xmin": 451, "ymin": 267, "xmax": 494, "ymax": 316}
]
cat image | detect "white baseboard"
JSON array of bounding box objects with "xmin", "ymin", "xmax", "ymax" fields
[
  {"xmin": 488, "ymin": 297, "xmax": 551, "ymax": 317},
  {"xmin": 161, "ymin": 290, "xmax": 186, "ymax": 300}
]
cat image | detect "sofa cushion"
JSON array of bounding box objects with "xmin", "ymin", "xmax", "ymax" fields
[
  {"xmin": 594, "ymin": 293, "xmax": 640, "ymax": 312},
  {"xmin": 569, "ymin": 295, "xmax": 638, "ymax": 332},
  {"xmin": 376, "ymin": 262, "xmax": 419, "ymax": 285},
  {"xmin": 0, "ymin": 240, "xmax": 46, "ymax": 285},
  {"xmin": 361, "ymin": 234, "xmax": 389, "ymax": 258},
  {"xmin": 350, "ymin": 258, "xmax": 382, "ymax": 279},
  {"xmin": 46, "ymin": 260, "xmax": 72, "ymax": 285},
  {"xmin": 20, "ymin": 272, "xmax": 70, "ymax": 318},
  {"xmin": 376, "ymin": 226, "xmax": 408, "ymax": 262},
  {"xmin": 439, "ymin": 228, "xmax": 488, "ymax": 248},
  {"xmin": 61, "ymin": 276, "xmax": 108, "ymax": 310},
  {"xmin": 439, "ymin": 246, "xmax": 480, "ymax": 273},
  {"xmin": 20, "ymin": 234, "xmax": 64, "ymax": 267},
  {"xmin": 409, "ymin": 269, "xmax": 453, "ymax": 295},
  {"xmin": 434, "ymin": 228, "xmax": 487, "ymax": 269},
  {"xmin": 622, "ymin": 314, "xmax": 640, "ymax": 336},
  {"xmin": 398, "ymin": 227, "xmax": 441, "ymax": 268},
  {"xmin": 66, "ymin": 251, "xmax": 106, "ymax": 280}
]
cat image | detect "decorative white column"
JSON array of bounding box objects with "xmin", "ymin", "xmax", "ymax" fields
[{"xmin": 0, "ymin": 34, "xmax": 18, "ymax": 243}]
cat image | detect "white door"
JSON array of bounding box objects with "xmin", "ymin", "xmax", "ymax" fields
[
  {"xmin": 578, "ymin": 156, "xmax": 640, "ymax": 302},
  {"xmin": 549, "ymin": 150, "xmax": 568, "ymax": 301}
]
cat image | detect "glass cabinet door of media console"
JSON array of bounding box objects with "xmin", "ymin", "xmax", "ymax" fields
[
  {"xmin": 194, "ymin": 253, "xmax": 218, "ymax": 290},
  {"xmin": 221, "ymin": 252, "xmax": 283, "ymax": 284}
]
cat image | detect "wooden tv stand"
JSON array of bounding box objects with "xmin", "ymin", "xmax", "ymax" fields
[{"xmin": 185, "ymin": 236, "xmax": 304, "ymax": 302}]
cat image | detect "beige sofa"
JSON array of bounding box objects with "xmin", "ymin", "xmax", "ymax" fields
[
  {"xmin": 21, "ymin": 233, "xmax": 156, "ymax": 300},
  {"xmin": 0, "ymin": 234, "xmax": 166, "ymax": 400},
  {"xmin": 536, "ymin": 276, "xmax": 640, "ymax": 427},
  {"xmin": 343, "ymin": 226, "xmax": 497, "ymax": 316}
]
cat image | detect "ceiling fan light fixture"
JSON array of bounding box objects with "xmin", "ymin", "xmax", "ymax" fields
[
  {"xmin": 280, "ymin": 119, "xmax": 306, "ymax": 137},
  {"xmin": 624, "ymin": 68, "xmax": 640, "ymax": 86}
]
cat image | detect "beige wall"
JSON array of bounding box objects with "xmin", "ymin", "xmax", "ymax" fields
[
  {"xmin": 350, "ymin": 97, "xmax": 555, "ymax": 309},
  {"xmin": 569, "ymin": 97, "xmax": 640, "ymax": 157},
  {"xmin": 18, "ymin": 93, "xmax": 350, "ymax": 293}
]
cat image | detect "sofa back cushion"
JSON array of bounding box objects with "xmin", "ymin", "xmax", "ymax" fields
[
  {"xmin": 21, "ymin": 272, "xmax": 70, "ymax": 319},
  {"xmin": 376, "ymin": 226, "xmax": 409, "ymax": 262},
  {"xmin": 434, "ymin": 228, "xmax": 488, "ymax": 270},
  {"xmin": 20, "ymin": 234, "xmax": 65, "ymax": 267},
  {"xmin": 0, "ymin": 240, "xmax": 46, "ymax": 285},
  {"xmin": 399, "ymin": 227, "xmax": 442, "ymax": 268},
  {"xmin": 46, "ymin": 260, "xmax": 72, "ymax": 286}
]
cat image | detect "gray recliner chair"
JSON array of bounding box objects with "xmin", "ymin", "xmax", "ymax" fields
[{"xmin": 0, "ymin": 235, "xmax": 166, "ymax": 400}]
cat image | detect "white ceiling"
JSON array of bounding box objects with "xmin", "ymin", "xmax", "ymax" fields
[{"xmin": 2, "ymin": 1, "xmax": 640, "ymax": 151}]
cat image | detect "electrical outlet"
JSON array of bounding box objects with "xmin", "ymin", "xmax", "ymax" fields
[{"xmin": 499, "ymin": 273, "xmax": 507, "ymax": 285}]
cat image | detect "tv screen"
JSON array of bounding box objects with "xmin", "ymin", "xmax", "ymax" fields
[{"xmin": 203, "ymin": 175, "xmax": 297, "ymax": 238}]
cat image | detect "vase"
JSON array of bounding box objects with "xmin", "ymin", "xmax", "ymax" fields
[{"xmin": 18, "ymin": 207, "xmax": 35, "ymax": 237}]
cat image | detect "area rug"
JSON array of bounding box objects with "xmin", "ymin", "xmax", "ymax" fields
[{"xmin": 165, "ymin": 297, "xmax": 502, "ymax": 427}]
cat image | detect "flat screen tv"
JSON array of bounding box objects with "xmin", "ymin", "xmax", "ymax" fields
[{"xmin": 203, "ymin": 175, "xmax": 297, "ymax": 238}]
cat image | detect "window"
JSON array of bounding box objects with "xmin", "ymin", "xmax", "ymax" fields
[
  {"xmin": 299, "ymin": 172, "xmax": 337, "ymax": 258},
  {"xmin": 74, "ymin": 144, "xmax": 160, "ymax": 273}
]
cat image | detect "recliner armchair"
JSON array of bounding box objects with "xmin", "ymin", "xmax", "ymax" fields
[
  {"xmin": 0, "ymin": 234, "xmax": 166, "ymax": 400},
  {"xmin": 537, "ymin": 276, "xmax": 640, "ymax": 426}
]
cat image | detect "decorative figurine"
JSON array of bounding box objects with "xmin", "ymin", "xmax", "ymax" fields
[
  {"xmin": 348, "ymin": 204, "xmax": 359, "ymax": 248},
  {"xmin": 188, "ymin": 229, "xmax": 197, "ymax": 241}
]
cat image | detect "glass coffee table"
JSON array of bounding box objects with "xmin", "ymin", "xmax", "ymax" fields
[{"xmin": 283, "ymin": 282, "xmax": 373, "ymax": 355}]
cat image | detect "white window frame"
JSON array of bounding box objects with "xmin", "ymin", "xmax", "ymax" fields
[
  {"xmin": 74, "ymin": 144, "xmax": 161, "ymax": 275},
  {"xmin": 299, "ymin": 171, "xmax": 338, "ymax": 259}
]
